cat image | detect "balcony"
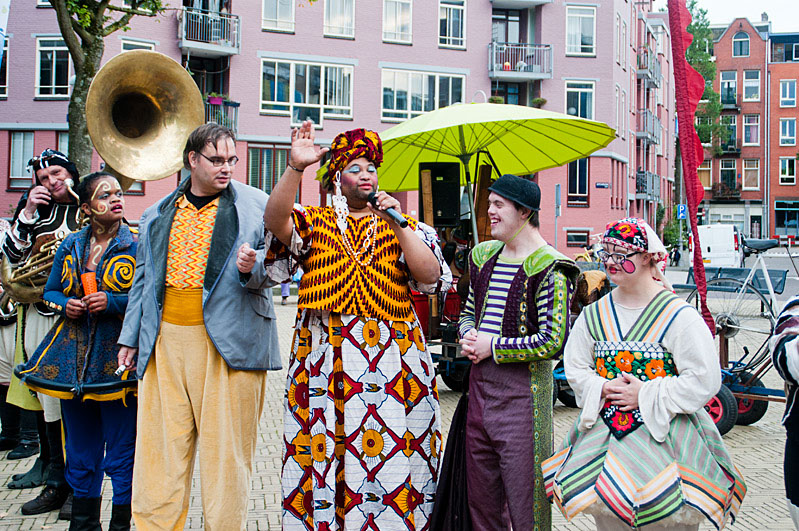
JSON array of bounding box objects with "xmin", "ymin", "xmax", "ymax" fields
[
  {"xmin": 178, "ymin": 7, "xmax": 240, "ymax": 58},
  {"xmin": 491, "ymin": 0, "xmax": 553, "ymax": 7},
  {"xmin": 488, "ymin": 42, "xmax": 552, "ymax": 82},
  {"xmin": 636, "ymin": 109, "xmax": 662, "ymax": 144},
  {"xmin": 720, "ymin": 88, "xmax": 740, "ymax": 111},
  {"xmin": 205, "ymin": 100, "xmax": 239, "ymax": 133},
  {"xmin": 636, "ymin": 50, "xmax": 662, "ymax": 88},
  {"xmin": 719, "ymin": 138, "xmax": 741, "ymax": 156},
  {"xmin": 636, "ymin": 170, "xmax": 661, "ymax": 201},
  {"xmin": 711, "ymin": 181, "xmax": 741, "ymax": 200}
]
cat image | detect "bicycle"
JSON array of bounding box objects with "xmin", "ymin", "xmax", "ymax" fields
[{"xmin": 685, "ymin": 236, "xmax": 793, "ymax": 433}]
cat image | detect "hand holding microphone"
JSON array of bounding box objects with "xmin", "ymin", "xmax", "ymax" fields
[{"xmin": 367, "ymin": 192, "xmax": 408, "ymax": 228}]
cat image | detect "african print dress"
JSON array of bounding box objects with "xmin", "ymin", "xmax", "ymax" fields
[
  {"xmin": 543, "ymin": 290, "xmax": 746, "ymax": 529},
  {"xmin": 265, "ymin": 205, "xmax": 452, "ymax": 531}
]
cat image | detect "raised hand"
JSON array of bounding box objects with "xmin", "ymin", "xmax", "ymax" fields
[
  {"xmin": 289, "ymin": 120, "xmax": 329, "ymax": 171},
  {"xmin": 24, "ymin": 186, "xmax": 51, "ymax": 218}
]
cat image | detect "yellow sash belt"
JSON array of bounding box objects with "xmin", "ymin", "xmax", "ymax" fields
[{"xmin": 163, "ymin": 287, "xmax": 204, "ymax": 326}]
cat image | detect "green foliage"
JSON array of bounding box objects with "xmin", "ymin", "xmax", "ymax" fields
[
  {"xmin": 65, "ymin": 1, "xmax": 165, "ymax": 31},
  {"xmin": 488, "ymin": 96, "xmax": 504, "ymax": 104},
  {"xmin": 531, "ymin": 97, "xmax": 547, "ymax": 108},
  {"xmin": 662, "ymin": 206, "xmax": 690, "ymax": 247}
]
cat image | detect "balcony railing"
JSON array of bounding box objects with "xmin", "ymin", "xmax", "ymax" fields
[
  {"xmin": 205, "ymin": 100, "xmax": 239, "ymax": 133},
  {"xmin": 636, "ymin": 109, "xmax": 662, "ymax": 143},
  {"xmin": 636, "ymin": 170, "xmax": 661, "ymax": 201},
  {"xmin": 488, "ymin": 42, "xmax": 552, "ymax": 80},
  {"xmin": 178, "ymin": 7, "xmax": 241, "ymax": 57},
  {"xmin": 636, "ymin": 50, "xmax": 662, "ymax": 88},
  {"xmin": 719, "ymin": 137, "xmax": 741, "ymax": 155},
  {"xmin": 711, "ymin": 181, "xmax": 741, "ymax": 199},
  {"xmin": 720, "ymin": 88, "xmax": 740, "ymax": 110}
]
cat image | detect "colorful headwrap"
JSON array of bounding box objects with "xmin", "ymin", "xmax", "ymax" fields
[
  {"xmin": 326, "ymin": 128, "xmax": 383, "ymax": 187},
  {"xmin": 26, "ymin": 149, "xmax": 79, "ymax": 183},
  {"xmin": 602, "ymin": 218, "xmax": 667, "ymax": 262}
]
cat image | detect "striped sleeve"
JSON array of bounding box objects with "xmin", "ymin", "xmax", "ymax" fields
[
  {"xmin": 458, "ymin": 284, "xmax": 476, "ymax": 338},
  {"xmin": 492, "ymin": 269, "xmax": 571, "ymax": 363}
]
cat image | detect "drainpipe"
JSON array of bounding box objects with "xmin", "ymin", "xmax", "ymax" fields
[{"xmin": 765, "ymin": 39, "xmax": 771, "ymax": 237}]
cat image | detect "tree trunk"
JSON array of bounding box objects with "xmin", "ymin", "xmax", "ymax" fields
[{"xmin": 67, "ymin": 37, "xmax": 105, "ymax": 177}]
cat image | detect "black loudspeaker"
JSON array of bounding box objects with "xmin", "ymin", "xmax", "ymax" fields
[{"xmin": 419, "ymin": 162, "xmax": 460, "ymax": 227}]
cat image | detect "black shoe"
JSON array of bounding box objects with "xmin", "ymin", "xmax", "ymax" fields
[
  {"xmin": 108, "ymin": 503, "xmax": 131, "ymax": 531},
  {"xmin": 20, "ymin": 485, "xmax": 69, "ymax": 515},
  {"xmin": 0, "ymin": 436, "xmax": 19, "ymax": 451},
  {"xmin": 58, "ymin": 492, "xmax": 73, "ymax": 520},
  {"xmin": 7, "ymin": 442, "xmax": 39, "ymax": 460},
  {"xmin": 8, "ymin": 457, "xmax": 46, "ymax": 489},
  {"xmin": 69, "ymin": 497, "xmax": 101, "ymax": 531}
]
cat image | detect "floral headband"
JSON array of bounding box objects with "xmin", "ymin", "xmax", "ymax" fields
[
  {"xmin": 325, "ymin": 128, "xmax": 383, "ymax": 188},
  {"xmin": 602, "ymin": 218, "xmax": 666, "ymax": 260}
]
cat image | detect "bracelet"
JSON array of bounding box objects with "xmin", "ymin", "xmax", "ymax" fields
[{"xmin": 287, "ymin": 162, "xmax": 306, "ymax": 173}]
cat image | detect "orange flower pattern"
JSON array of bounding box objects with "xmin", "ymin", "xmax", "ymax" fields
[
  {"xmin": 594, "ymin": 351, "xmax": 676, "ymax": 382},
  {"xmin": 613, "ymin": 351, "xmax": 634, "ymax": 373},
  {"xmin": 596, "ymin": 358, "xmax": 608, "ymax": 378},
  {"xmin": 645, "ymin": 359, "xmax": 668, "ymax": 379}
]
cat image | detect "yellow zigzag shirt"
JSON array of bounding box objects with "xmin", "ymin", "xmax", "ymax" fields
[{"xmin": 165, "ymin": 196, "xmax": 218, "ymax": 289}]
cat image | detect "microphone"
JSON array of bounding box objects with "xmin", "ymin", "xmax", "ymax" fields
[{"xmin": 367, "ymin": 192, "xmax": 408, "ymax": 228}]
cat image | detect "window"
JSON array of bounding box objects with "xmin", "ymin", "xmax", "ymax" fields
[
  {"xmin": 615, "ymin": 14, "xmax": 621, "ymax": 64},
  {"xmin": 384, "ymin": 0, "xmax": 412, "ymax": 43},
  {"xmin": 732, "ymin": 31, "xmax": 749, "ymax": 57},
  {"xmin": 720, "ymin": 159, "xmax": 736, "ymax": 188},
  {"xmin": 324, "ymin": 0, "xmax": 355, "ymax": 38},
  {"xmin": 622, "ymin": 22, "xmax": 627, "ymax": 68},
  {"xmin": 439, "ymin": 1, "xmax": 465, "ymax": 48},
  {"xmin": 721, "ymin": 115, "xmax": 736, "ymax": 145},
  {"xmin": 0, "ymin": 40, "xmax": 7, "ymax": 97},
  {"xmin": 260, "ymin": 59, "xmax": 353, "ymax": 126},
  {"xmin": 248, "ymin": 146, "xmax": 295, "ymax": 199},
  {"xmin": 36, "ymin": 0, "xmax": 51, "ymax": 5},
  {"xmin": 781, "ymin": 80, "xmax": 797, "ymax": 107},
  {"xmin": 566, "ymin": 6, "xmax": 596, "ymax": 56},
  {"xmin": 567, "ymin": 158, "xmax": 589, "ymax": 204},
  {"xmin": 36, "ymin": 38, "xmax": 70, "ymax": 97},
  {"xmin": 58, "ymin": 131, "xmax": 69, "ymax": 154},
  {"xmin": 566, "ymin": 230, "xmax": 590, "ymax": 247},
  {"xmin": 9, "ymin": 132, "xmax": 35, "ymax": 190},
  {"xmin": 121, "ymin": 39, "xmax": 155, "ymax": 52},
  {"xmin": 263, "ymin": 0, "xmax": 295, "ymax": 32},
  {"xmin": 720, "ymin": 71, "xmax": 736, "ymax": 104},
  {"xmin": 743, "ymin": 159, "xmax": 759, "ymax": 190},
  {"xmin": 565, "ymin": 81, "xmax": 594, "ymax": 119},
  {"xmin": 780, "ymin": 158, "xmax": 796, "ymax": 185},
  {"xmin": 614, "ymin": 85, "xmax": 620, "ymax": 135},
  {"xmin": 620, "ymin": 90, "xmax": 626, "ymax": 139},
  {"xmin": 781, "ymin": 118, "xmax": 796, "ymax": 146},
  {"xmin": 775, "ymin": 201, "xmax": 799, "ymax": 236},
  {"xmin": 743, "ymin": 70, "xmax": 759, "ymax": 101},
  {"xmin": 491, "ymin": 82, "xmax": 520, "ymax": 105},
  {"xmin": 743, "ymin": 114, "xmax": 759, "ymax": 145},
  {"xmin": 492, "ymin": 9, "xmax": 520, "ymax": 44},
  {"xmin": 381, "ymin": 69, "xmax": 464, "ymax": 121},
  {"xmin": 698, "ymin": 159, "xmax": 711, "ymax": 189}
]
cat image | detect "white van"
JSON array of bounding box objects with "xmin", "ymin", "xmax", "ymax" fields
[{"xmin": 693, "ymin": 224, "xmax": 744, "ymax": 267}]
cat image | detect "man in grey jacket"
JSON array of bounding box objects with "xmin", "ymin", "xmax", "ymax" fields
[{"xmin": 117, "ymin": 124, "xmax": 281, "ymax": 530}]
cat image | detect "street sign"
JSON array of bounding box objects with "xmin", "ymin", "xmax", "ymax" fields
[{"xmin": 677, "ymin": 204, "xmax": 687, "ymax": 220}]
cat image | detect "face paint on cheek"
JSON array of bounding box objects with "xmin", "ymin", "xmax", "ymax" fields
[
  {"xmin": 621, "ymin": 260, "xmax": 637, "ymax": 274},
  {"xmin": 90, "ymin": 181, "xmax": 113, "ymax": 216}
]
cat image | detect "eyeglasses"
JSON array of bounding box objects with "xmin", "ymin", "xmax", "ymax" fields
[
  {"xmin": 197, "ymin": 152, "xmax": 239, "ymax": 167},
  {"xmin": 596, "ymin": 249, "xmax": 640, "ymax": 264}
]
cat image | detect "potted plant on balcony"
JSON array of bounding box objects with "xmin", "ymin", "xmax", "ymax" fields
[
  {"xmin": 531, "ymin": 97, "xmax": 547, "ymax": 108},
  {"xmin": 488, "ymin": 96, "xmax": 504, "ymax": 104},
  {"xmin": 206, "ymin": 92, "xmax": 224, "ymax": 105}
]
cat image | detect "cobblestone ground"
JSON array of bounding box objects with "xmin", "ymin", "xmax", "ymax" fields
[{"xmin": 0, "ymin": 295, "xmax": 793, "ymax": 529}]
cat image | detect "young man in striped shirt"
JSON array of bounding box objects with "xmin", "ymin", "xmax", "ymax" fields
[{"xmin": 459, "ymin": 173, "xmax": 578, "ymax": 530}]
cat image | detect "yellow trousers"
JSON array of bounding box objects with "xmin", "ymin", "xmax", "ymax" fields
[{"xmin": 132, "ymin": 321, "xmax": 266, "ymax": 531}]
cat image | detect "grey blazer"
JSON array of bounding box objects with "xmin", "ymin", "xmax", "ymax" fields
[{"xmin": 118, "ymin": 178, "xmax": 282, "ymax": 377}]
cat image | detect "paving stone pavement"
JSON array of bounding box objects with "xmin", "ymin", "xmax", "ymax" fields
[{"xmin": 0, "ymin": 295, "xmax": 793, "ymax": 529}]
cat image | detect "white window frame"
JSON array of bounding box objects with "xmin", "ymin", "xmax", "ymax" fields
[
  {"xmin": 324, "ymin": 0, "xmax": 355, "ymax": 39},
  {"xmin": 35, "ymin": 37, "xmax": 71, "ymax": 98},
  {"xmin": 121, "ymin": 39, "xmax": 155, "ymax": 52},
  {"xmin": 9, "ymin": 132, "xmax": 35, "ymax": 190},
  {"xmin": 383, "ymin": 0, "xmax": 412, "ymax": 44},
  {"xmin": 732, "ymin": 31, "xmax": 750, "ymax": 57},
  {"xmin": 743, "ymin": 114, "xmax": 760, "ymax": 146},
  {"xmin": 565, "ymin": 80, "xmax": 595, "ymax": 120},
  {"xmin": 621, "ymin": 89, "xmax": 626, "ymax": 139},
  {"xmin": 781, "ymin": 79, "xmax": 797, "ymax": 107},
  {"xmin": 566, "ymin": 6, "xmax": 596, "ymax": 57},
  {"xmin": 780, "ymin": 157, "xmax": 796, "ymax": 186},
  {"xmin": 262, "ymin": 0, "xmax": 295, "ymax": 33},
  {"xmin": 381, "ymin": 68, "xmax": 465, "ymax": 122},
  {"xmin": 259, "ymin": 58, "xmax": 354, "ymax": 127},
  {"xmin": 720, "ymin": 159, "xmax": 736, "ymax": 186},
  {"xmin": 743, "ymin": 70, "xmax": 760, "ymax": 101},
  {"xmin": 0, "ymin": 40, "xmax": 8, "ymax": 98},
  {"xmin": 36, "ymin": 0, "xmax": 51, "ymax": 6},
  {"xmin": 720, "ymin": 70, "xmax": 736, "ymax": 99},
  {"xmin": 614, "ymin": 84, "xmax": 620, "ymax": 135},
  {"xmin": 622, "ymin": 21, "xmax": 627, "ymax": 70},
  {"xmin": 743, "ymin": 159, "xmax": 760, "ymax": 191},
  {"xmin": 615, "ymin": 14, "xmax": 620, "ymax": 64},
  {"xmin": 58, "ymin": 131, "xmax": 69, "ymax": 154},
  {"xmin": 439, "ymin": 0, "xmax": 465, "ymax": 49},
  {"xmin": 781, "ymin": 118, "xmax": 797, "ymax": 146},
  {"xmin": 698, "ymin": 159, "xmax": 712, "ymax": 189}
]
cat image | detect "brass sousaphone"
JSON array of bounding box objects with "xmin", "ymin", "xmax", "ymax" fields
[{"xmin": 86, "ymin": 50, "xmax": 205, "ymax": 190}]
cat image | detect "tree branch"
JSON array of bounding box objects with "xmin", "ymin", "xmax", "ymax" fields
[
  {"xmin": 106, "ymin": 3, "xmax": 156, "ymax": 17},
  {"xmin": 70, "ymin": 16, "xmax": 93, "ymax": 44},
  {"xmin": 103, "ymin": 12, "xmax": 135, "ymax": 36},
  {"xmin": 51, "ymin": 0, "xmax": 86, "ymax": 70}
]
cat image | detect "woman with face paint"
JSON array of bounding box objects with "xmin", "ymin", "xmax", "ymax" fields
[
  {"xmin": 16, "ymin": 172, "xmax": 138, "ymax": 531},
  {"xmin": 543, "ymin": 218, "xmax": 746, "ymax": 530},
  {"xmin": 264, "ymin": 122, "xmax": 452, "ymax": 530}
]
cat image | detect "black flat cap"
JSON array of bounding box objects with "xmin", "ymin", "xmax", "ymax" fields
[{"xmin": 487, "ymin": 174, "xmax": 540, "ymax": 211}]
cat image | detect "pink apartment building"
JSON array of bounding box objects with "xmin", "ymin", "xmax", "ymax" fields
[{"xmin": 0, "ymin": 0, "xmax": 674, "ymax": 255}]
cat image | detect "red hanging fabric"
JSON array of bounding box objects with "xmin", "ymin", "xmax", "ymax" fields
[{"xmin": 668, "ymin": 0, "xmax": 715, "ymax": 334}]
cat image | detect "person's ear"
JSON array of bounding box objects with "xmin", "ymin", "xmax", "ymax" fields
[
  {"xmin": 80, "ymin": 203, "xmax": 92, "ymax": 218},
  {"xmin": 188, "ymin": 152, "xmax": 199, "ymax": 170}
]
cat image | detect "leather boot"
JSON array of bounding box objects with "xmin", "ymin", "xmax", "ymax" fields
[
  {"xmin": 58, "ymin": 492, "xmax": 73, "ymax": 520},
  {"xmin": 7, "ymin": 456, "xmax": 46, "ymax": 489},
  {"xmin": 68, "ymin": 497, "xmax": 101, "ymax": 531},
  {"xmin": 108, "ymin": 503, "xmax": 132, "ymax": 531},
  {"xmin": 20, "ymin": 484, "xmax": 70, "ymax": 515}
]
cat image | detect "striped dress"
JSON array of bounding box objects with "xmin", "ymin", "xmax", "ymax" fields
[{"xmin": 543, "ymin": 290, "xmax": 746, "ymax": 529}]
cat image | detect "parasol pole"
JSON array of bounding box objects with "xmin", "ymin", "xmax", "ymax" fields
[{"xmin": 457, "ymin": 125, "xmax": 480, "ymax": 246}]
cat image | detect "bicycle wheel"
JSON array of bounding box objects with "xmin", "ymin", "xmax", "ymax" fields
[{"xmin": 685, "ymin": 277, "xmax": 775, "ymax": 367}]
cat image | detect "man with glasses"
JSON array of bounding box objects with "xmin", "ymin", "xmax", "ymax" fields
[
  {"xmin": 116, "ymin": 123, "xmax": 281, "ymax": 529},
  {"xmin": 2, "ymin": 149, "xmax": 80, "ymax": 516}
]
